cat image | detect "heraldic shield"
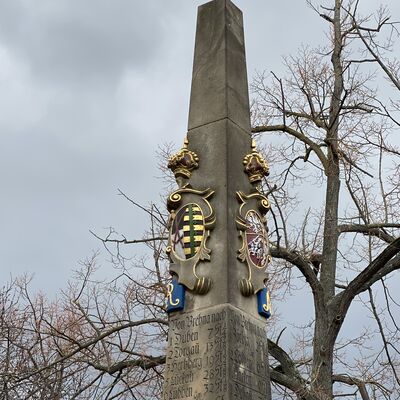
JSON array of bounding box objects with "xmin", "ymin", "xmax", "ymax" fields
[
  {"xmin": 236, "ymin": 190, "xmax": 271, "ymax": 297},
  {"xmin": 166, "ymin": 185, "xmax": 215, "ymax": 295}
]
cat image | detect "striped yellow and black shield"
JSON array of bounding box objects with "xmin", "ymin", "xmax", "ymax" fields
[{"xmin": 171, "ymin": 203, "xmax": 205, "ymax": 260}]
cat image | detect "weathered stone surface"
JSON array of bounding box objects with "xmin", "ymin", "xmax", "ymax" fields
[
  {"xmin": 163, "ymin": 304, "xmax": 271, "ymax": 400},
  {"xmin": 185, "ymin": 119, "xmax": 258, "ymax": 316},
  {"xmin": 163, "ymin": 0, "xmax": 272, "ymax": 398},
  {"xmin": 188, "ymin": 0, "xmax": 251, "ymax": 133},
  {"xmin": 184, "ymin": 0, "xmax": 259, "ymax": 318}
]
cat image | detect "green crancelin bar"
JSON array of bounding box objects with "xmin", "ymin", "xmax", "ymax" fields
[{"xmin": 188, "ymin": 205, "xmax": 196, "ymax": 257}]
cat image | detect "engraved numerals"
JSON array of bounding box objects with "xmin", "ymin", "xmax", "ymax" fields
[
  {"xmin": 163, "ymin": 306, "xmax": 270, "ymax": 400},
  {"xmin": 229, "ymin": 310, "xmax": 269, "ymax": 399},
  {"xmin": 163, "ymin": 308, "xmax": 227, "ymax": 400}
]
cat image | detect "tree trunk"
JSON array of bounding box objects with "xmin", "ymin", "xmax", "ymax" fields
[{"xmin": 311, "ymin": 0, "xmax": 343, "ymax": 398}]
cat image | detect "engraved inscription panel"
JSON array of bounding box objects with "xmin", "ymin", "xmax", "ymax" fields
[
  {"xmin": 229, "ymin": 310, "xmax": 269, "ymax": 399},
  {"xmin": 163, "ymin": 305, "xmax": 270, "ymax": 400},
  {"xmin": 164, "ymin": 307, "xmax": 227, "ymax": 400}
]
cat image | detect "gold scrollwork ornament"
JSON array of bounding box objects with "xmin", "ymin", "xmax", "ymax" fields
[
  {"xmin": 236, "ymin": 190, "xmax": 271, "ymax": 296},
  {"xmin": 166, "ymin": 184, "xmax": 215, "ymax": 295}
]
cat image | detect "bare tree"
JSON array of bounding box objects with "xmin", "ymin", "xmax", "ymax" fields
[
  {"xmin": 252, "ymin": 0, "xmax": 400, "ymax": 398},
  {"xmin": 0, "ymin": 203, "xmax": 169, "ymax": 399}
]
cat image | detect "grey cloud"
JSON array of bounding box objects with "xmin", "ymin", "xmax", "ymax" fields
[
  {"xmin": 0, "ymin": 1, "xmax": 172, "ymax": 85},
  {"xmin": 1, "ymin": 0, "xmax": 399, "ymax": 307}
]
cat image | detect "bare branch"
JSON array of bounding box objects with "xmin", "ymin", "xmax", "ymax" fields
[{"xmin": 252, "ymin": 124, "xmax": 328, "ymax": 171}]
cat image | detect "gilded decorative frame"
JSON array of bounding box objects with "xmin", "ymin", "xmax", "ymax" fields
[
  {"xmin": 236, "ymin": 190, "xmax": 271, "ymax": 296},
  {"xmin": 166, "ymin": 184, "xmax": 215, "ymax": 294}
]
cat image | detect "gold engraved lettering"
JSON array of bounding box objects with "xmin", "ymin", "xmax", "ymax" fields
[{"xmin": 167, "ymin": 283, "xmax": 180, "ymax": 307}]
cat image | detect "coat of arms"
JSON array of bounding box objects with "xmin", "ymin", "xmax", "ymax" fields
[{"xmin": 236, "ymin": 191, "xmax": 271, "ymax": 296}]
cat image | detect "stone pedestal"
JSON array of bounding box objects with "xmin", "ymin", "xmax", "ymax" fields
[{"xmin": 163, "ymin": 305, "xmax": 271, "ymax": 400}]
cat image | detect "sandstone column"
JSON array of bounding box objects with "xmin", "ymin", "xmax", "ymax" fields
[{"xmin": 163, "ymin": 1, "xmax": 272, "ymax": 399}]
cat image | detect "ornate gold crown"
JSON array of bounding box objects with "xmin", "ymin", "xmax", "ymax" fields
[
  {"xmin": 243, "ymin": 140, "xmax": 269, "ymax": 184},
  {"xmin": 168, "ymin": 137, "xmax": 199, "ymax": 180}
]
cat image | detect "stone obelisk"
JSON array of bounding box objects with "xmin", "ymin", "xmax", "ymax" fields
[{"xmin": 164, "ymin": 1, "xmax": 272, "ymax": 399}]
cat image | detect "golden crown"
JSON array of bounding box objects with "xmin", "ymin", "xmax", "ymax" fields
[
  {"xmin": 168, "ymin": 137, "xmax": 199, "ymax": 180},
  {"xmin": 243, "ymin": 140, "xmax": 269, "ymax": 184}
]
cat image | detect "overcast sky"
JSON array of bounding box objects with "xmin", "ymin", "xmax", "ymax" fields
[{"xmin": 1, "ymin": 0, "xmax": 399, "ymax": 300}]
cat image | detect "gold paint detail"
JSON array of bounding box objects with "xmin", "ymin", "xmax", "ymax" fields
[
  {"xmin": 169, "ymin": 193, "xmax": 182, "ymax": 204},
  {"xmin": 168, "ymin": 137, "xmax": 199, "ymax": 184},
  {"xmin": 184, "ymin": 215, "xmax": 203, "ymax": 221},
  {"xmin": 166, "ymin": 184, "xmax": 215, "ymax": 295},
  {"xmin": 239, "ymin": 279, "xmax": 254, "ymax": 297},
  {"xmin": 243, "ymin": 140, "xmax": 269, "ymax": 184},
  {"xmin": 167, "ymin": 283, "xmax": 180, "ymax": 306},
  {"xmin": 236, "ymin": 190, "xmax": 271, "ymax": 296},
  {"xmin": 183, "ymin": 225, "xmax": 203, "ymax": 231},
  {"xmin": 263, "ymin": 291, "xmax": 272, "ymax": 314}
]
